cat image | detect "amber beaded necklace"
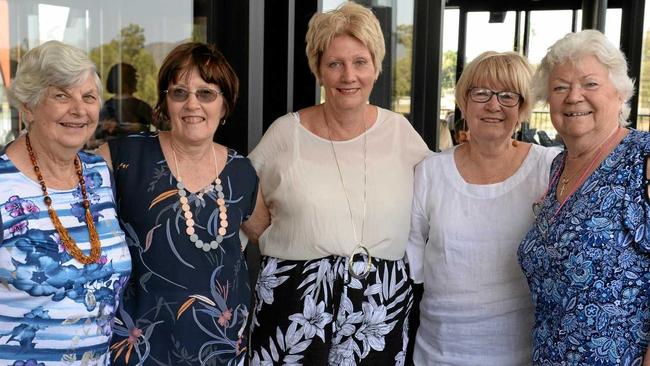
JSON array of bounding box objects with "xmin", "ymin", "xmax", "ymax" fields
[{"xmin": 25, "ymin": 133, "xmax": 101, "ymax": 264}]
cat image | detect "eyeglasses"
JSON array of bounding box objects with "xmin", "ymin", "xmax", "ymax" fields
[
  {"xmin": 164, "ymin": 87, "xmax": 223, "ymax": 103},
  {"xmin": 469, "ymin": 88, "xmax": 522, "ymax": 107}
]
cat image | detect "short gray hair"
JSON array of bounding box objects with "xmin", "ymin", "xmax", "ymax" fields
[
  {"xmin": 532, "ymin": 29, "xmax": 634, "ymax": 125},
  {"xmin": 8, "ymin": 40, "xmax": 102, "ymax": 110}
]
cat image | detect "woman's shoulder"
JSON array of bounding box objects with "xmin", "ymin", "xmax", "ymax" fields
[
  {"xmin": 416, "ymin": 149, "xmax": 450, "ymax": 172},
  {"xmin": 226, "ymin": 147, "xmax": 255, "ymax": 169},
  {"xmin": 223, "ymin": 147, "xmax": 258, "ymax": 188},
  {"xmin": 108, "ymin": 131, "xmax": 160, "ymax": 152},
  {"xmin": 626, "ymin": 129, "xmax": 650, "ymax": 152},
  {"xmin": 266, "ymin": 112, "xmax": 300, "ymax": 133},
  {"xmin": 528, "ymin": 143, "xmax": 562, "ymax": 166},
  {"xmin": 375, "ymin": 106, "xmax": 410, "ymax": 127},
  {"xmin": 79, "ymin": 149, "xmax": 110, "ymax": 166},
  {"xmin": 0, "ymin": 148, "xmax": 15, "ymax": 170},
  {"xmin": 249, "ymin": 112, "xmax": 299, "ymax": 161}
]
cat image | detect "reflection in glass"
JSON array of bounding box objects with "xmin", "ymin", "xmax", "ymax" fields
[{"xmin": 1, "ymin": 0, "xmax": 202, "ymax": 145}]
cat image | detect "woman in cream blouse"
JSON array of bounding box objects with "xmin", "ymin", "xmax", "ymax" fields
[{"xmin": 244, "ymin": 3, "xmax": 429, "ymax": 365}]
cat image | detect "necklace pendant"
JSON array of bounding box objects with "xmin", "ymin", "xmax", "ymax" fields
[{"xmin": 348, "ymin": 244, "xmax": 372, "ymax": 280}]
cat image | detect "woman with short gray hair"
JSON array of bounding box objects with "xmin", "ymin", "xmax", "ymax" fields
[
  {"xmin": 0, "ymin": 40, "xmax": 131, "ymax": 365},
  {"xmin": 518, "ymin": 29, "xmax": 650, "ymax": 365}
]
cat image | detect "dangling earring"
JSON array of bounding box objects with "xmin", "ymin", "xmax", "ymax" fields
[
  {"xmin": 512, "ymin": 121, "xmax": 520, "ymax": 146},
  {"xmin": 458, "ymin": 118, "xmax": 469, "ymax": 144},
  {"xmin": 459, "ymin": 131, "xmax": 470, "ymax": 143},
  {"xmin": 220, "ymin": 119, "xmax": 226, "ymax": 126}
]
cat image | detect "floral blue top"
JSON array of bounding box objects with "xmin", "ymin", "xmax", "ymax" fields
[
  {"xmin": 108, "ymin": 134, "xmax": 257, "ymax": 366},
  {"xmin": 0, "ymin": 150, "xmax": 132, "ymax": 365},
  {"xmin": 518, "ymin": 129, "xmax": 650, "ymax": 365}
]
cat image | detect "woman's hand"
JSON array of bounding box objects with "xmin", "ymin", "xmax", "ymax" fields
[
  {"xmin": 644, "ymin": 345, "xmax": 650, "ymax": 366},
  {"xmin": 241, "ymin": 187, "xmax": 270, "ymax": 245}
]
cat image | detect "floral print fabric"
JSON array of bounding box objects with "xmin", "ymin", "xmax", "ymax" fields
[
  {"xmin": 107, "ymin": 134, "xmax": 257, "ymax": 366},
  {"xmin": 249, "ymin": 255, "xmax": 413, "ymax": 365},
  {"xmin": 0, "ymin": 150, "xmax": 131, "ymax": 365},
  {"xmin": 518, "ymin": 130, "xmax": 650, "ymax": 365}
]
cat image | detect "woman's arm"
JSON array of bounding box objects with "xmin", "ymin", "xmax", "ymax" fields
[
  {"xmin": 644, "ymin": 346, "xmax": 649, "ymax": 366},
  {"xmin": 241, "ymin": 188, "xmax": 270, "ymax": 246},
  {"xmin": 405, "ymin": 160, "xmax": 431, "ymax": 283},
  {"xmin": 96, "ymin": 143, "xmax": 113, "ymax": 170}
]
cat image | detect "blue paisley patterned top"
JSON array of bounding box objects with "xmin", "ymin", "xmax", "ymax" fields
[
  {"xmin": 518, "ymin": 129, "xmax": 650, "ymax": 365},
  {"xmin": 0, "ymin": 149, "xmax": 132, "ymax": 365},
  {"xmin": 108, "ymin": 133, "xmax": 257, "ymax": 366}
]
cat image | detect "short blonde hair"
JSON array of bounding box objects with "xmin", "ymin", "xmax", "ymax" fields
[
  {"xmin": 305, "ymin": 2, "xmax": 385, "ymax": 82},
  {"xmin": 532, "ymin": 30, "xmax": 634, "ymax": 125},
  {"xmin": 455, "ymin": 51, "xmax": 534, "ymax": 123}
]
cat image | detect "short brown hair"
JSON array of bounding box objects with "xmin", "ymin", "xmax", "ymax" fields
[
  {"xmin": 305, "ymin": 2, "xmax": 385, "ymax": 82},
  {"xmin": 455, "ymin": 51, "xmax": 533, "ymax": 123},
  {"xmin": 153, "ymin": 42, "xmax": 239, "ymax": 127}
]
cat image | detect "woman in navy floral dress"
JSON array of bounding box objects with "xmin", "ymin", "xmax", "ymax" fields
[
  {"xmin": 99, "ymin": 43, "xmax": 260, "ymax": 366},
  {"xmin": 518, "ymin": 30, "xmax": 650, "ymax": 365}
]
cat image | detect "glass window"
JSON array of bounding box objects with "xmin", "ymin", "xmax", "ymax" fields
[
  {"xmin": 392, "ymin": 0, "xmax": 414, "ymax": 115},
  {"xmin": 321, "ymin": 0, "xmax": 415, "ymax": 118},
  {"xmin": 638, "ymin": 4, "xmax": 650, "ymax": 131},
  {"xmin": 440, "ymin": 9, "xmax": 459, "ymax": 121},
  {"xmin": 465, "ymin": 11, "xmax": 517, "ymax": 61},
  {"xmin": 528, "ymin": 8, "xmax": 622, "ymax": 144},
  {"xmin": 0, "ymin": 0, "xmax": 206, "ymax": 149},
  {"xmin": 528, "ymin": 11, "xmax": 575, "ymax": 65},
  {"xmin": 527, "ymin": 10, "xmax": 575, "ymax": 144}
]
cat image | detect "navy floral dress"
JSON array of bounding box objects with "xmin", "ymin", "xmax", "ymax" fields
[
  {"xmin": 518, "ymin": 129, "xmax": 650, "ymax": 365},
  {"xmin": 108, "ymin": 133, "xmax": 257, "ymax": 366}
]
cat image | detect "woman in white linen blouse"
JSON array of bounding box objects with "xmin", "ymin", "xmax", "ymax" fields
[
  {"xmin": 406, "ymin": 51, "xmax": 558, "ymax": 365},
  {"xmin": 244, "ymin": 3, "xmax": 429, "ymax": 365}
]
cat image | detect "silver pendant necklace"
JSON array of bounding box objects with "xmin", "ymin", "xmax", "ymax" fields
[{"xmin": 323, "ymin": 107, "xmax": 371, "ymax": 280}]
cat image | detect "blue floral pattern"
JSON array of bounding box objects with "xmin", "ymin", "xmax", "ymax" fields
[
  {"xmin": 107, "ymin": 134, "xmax": 257, "ymax": 366},
  {"xmin": 0, "ymin": 150, "xmax": 131, "ymax": 365},
  {"xmin": 518, "ymin": 130, "xmax": 650, "ymax": 365}
]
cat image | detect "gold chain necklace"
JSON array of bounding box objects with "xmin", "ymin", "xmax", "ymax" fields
[
  {"xmin": 25, "ymin": 133, "xmax": 101, "ymax": 264},
  {"xmin": 171, "ymin": 140, "xmax": 227, "ymax": 252},
  {"xmin": 558, "ymin": 127, "xmax": 622, "ymax": 198},
  {"xmin": 323, "ymin": 107, "xmax": 371, "ymax": 280}
]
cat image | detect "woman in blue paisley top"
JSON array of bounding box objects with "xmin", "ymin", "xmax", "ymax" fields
[
  {"xmin": 518, "ymin": 30, "xmax": 650, "ymax": 365},
  {"xmin": 0, "ymin": 41, "xmax": 131, "ymax": 365},
  {"xmin": 99, "ymin": 43, "xmax": 260, "ymax": 366}
]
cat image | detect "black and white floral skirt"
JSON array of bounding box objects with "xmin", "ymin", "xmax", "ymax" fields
[{"xmin": 249, "ymin": 255, "xmax": 413, "ymax": 365}]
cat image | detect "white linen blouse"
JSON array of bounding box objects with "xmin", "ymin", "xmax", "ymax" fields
[
  {"xmin": 249, "ymin": 107, "xmax": 429, "ymax": 260},
  {"xmin": 407, "ymin": 144, "xmax": 558, "ymax": 365}
]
